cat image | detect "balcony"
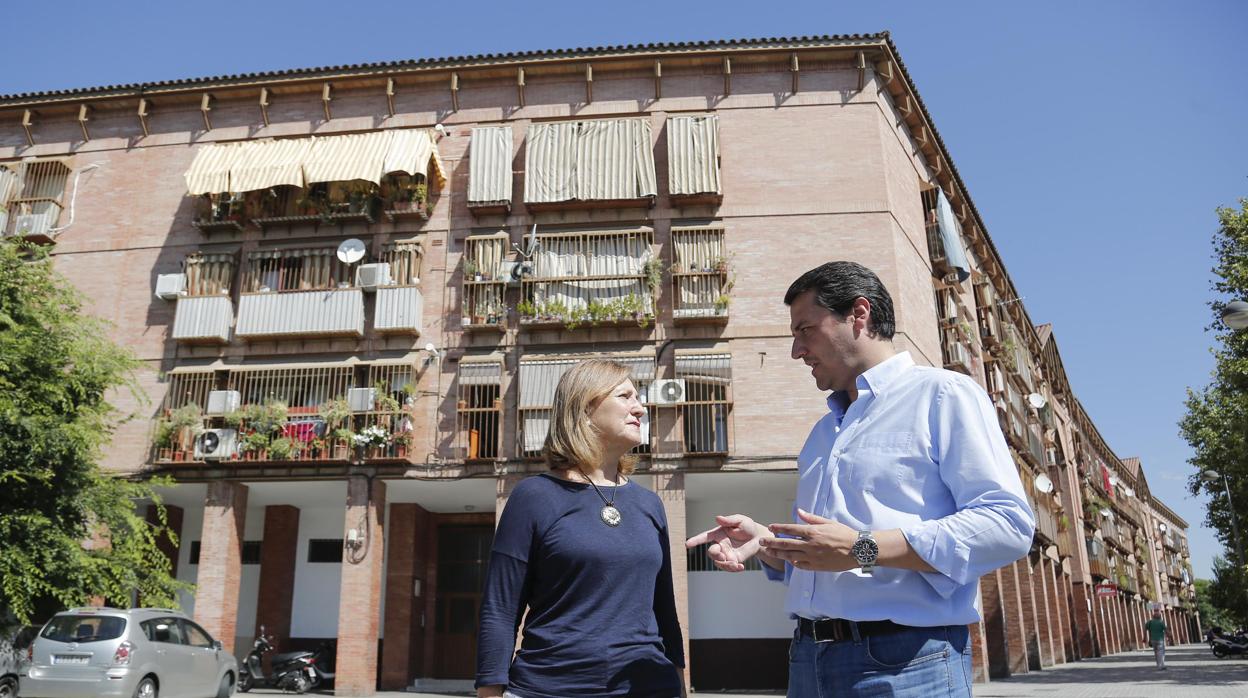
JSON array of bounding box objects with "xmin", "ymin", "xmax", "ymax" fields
[
  {"xmin": 236, "ymin": 288, "xmax": 364, "ymax": 339},
  {"xmin": 250, "ymin": 185, "xmax": 380, "ymax": 228},
  {"xmin": 1088, "ymin": 554, "xmax": 1111, "ymax": 579},
  {"xmin": 2, "ymin": 159, "xmax": 69, "ymax": 244},
  {"xmin": 461, "ymin": 234, "xmax": 508, "ymax": 332},
  {"xmin": 191, "ymin": 194, "xmax": 246, "ymax": 233},
  {"xmin": 374, "ymin": 286, "xmax": 424, "ymax": 335},
  {"xmin": 672, "ymin": 226, "xmax": 731, "ymax": 323},
  {"xmin": 1034, "ymin": 497, "xmax": 1060, "ymax": 544},
  {"xmin": 517, "ymin": 230, "xmax": 657, "ymax": 330},
  {"xmin": 171, "ymin": 295, "xmax": 233, "ymax": 343}
]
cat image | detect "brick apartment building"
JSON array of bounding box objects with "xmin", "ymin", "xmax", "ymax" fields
[{"xmin": 0, "ymin": 32, "xmax": 1199, "ymax": 694}]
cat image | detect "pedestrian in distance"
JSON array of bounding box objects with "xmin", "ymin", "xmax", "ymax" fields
[
  {"xmin": 475, "ymin": 359, "xmax": 685, "ymax": 698},
  {"xmin": 687, "ymin": 261, "xmax": 1035, "ymax": 697},
  {"xmin": 1144, "ymin": 608, "xmax": 1169, "ymax": 669}
]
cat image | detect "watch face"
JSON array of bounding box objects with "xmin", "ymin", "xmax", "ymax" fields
[{"xmin": 851, "ymin": 538, "xmax": 879, "ymax": 564}]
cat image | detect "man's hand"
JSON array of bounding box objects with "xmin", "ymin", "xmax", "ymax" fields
[
  {"xmin": 685, "ymin": 514, "xmax": 775, "ymax": 572},
  {"xmin": 761, "ymin": 509, "xmax": 859, "ymax": 571}
]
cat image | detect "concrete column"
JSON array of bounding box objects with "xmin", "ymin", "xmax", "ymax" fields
[
  {"xmin": 335, "ymin": 476, "xmax": 386, "ymax": 697},
  {"xmin": 381, "ymin": 503, "xmax": 420, "ymax": 690},
  {"xmin": 197, "ymin": 481, "xmax": 248, "ymax": 654},
  {"xmin": 1033, "ymin": 556, "xmax": 1055, "ymax": 667},
  {"xmin": 652, "ymin": 472, "xmax": 691, "ymax": 694},
  {"xmin": 1072, "ymin": 581, "xmax": 1096, "ymax": 659},
  {"xmin": 1057, "ymin": 570, "xmax": 1074, "ymax": 661},
  {"xmin": 255, "ymin": 505, "xmax": 299, "ymax": 665},
  {"xmin": 980, "ymin": 569, "xmax": 1011, "ymax": 678},
  {"xmin": 999, "ymin": 560, "xmax": 1030, "ymax": 675},
  {"xmin": 1047, "ymin": 562, "xmax": 1067, "ymax": 664}
]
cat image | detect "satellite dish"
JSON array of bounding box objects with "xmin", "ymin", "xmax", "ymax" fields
[
  {"xmin": 510, "ymin": 261, "xmax": 532, "ymax": 282},
  {"xmin": 336, "ymin": 238, "xmax": 366, "ymax": 264},
  {"xmin": 1027, "ymin": 392, "xmax": 1047, "ymax": 409},
  {"xmin": 1100, "ymin": 508, "xmax": 1113, "ymax": 520},
  {"xmin": 1158, "ymin": 522, "xmax": 1168, "ymax": 533},
  {"xmin": 1124, "ymin": 486, "xmax": 1135, "ymax": 498},
  {"xmin": 1034, "ymin": 473, "xmax": 1054, "ymax": 494},
  {"xmin": 660, "ymin": 381, "xmax": 685, "ymax": 403}
]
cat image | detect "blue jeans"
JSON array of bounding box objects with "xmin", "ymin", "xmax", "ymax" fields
[{"xmin": 787, "ymin": 623, "xmax": 973, "ymax": 697}]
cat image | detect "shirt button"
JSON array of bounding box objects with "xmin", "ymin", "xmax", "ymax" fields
[{"xmin": 803, "ymin": 591, "xmax": 811, "ymax": 597}]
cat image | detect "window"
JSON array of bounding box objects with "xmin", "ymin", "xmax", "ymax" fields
[
  {"xmin": 1, "ymin": 159, "xmax": 70, "ymax": 238},
  {"xmin": 42, "ymin": 615, "xmax": 127, "ymax": 643},
  {"xmin": 188, "ymin": 541, "xmax": 201, "ymax": 565},
  {"xmin": 518, "ymin": 355, "xmax": 655, "ymax": 457},
  {"xmin": 360, "ymin": 362, "xmax": 419, "ymax": 458},
  {"xmin": 184, "ymin": 252, "xmax": 235, "ymax": 297},
  {"xmin": 667, "ymin": 116, "xmax": 721, "ymax": 197},
  {"xmin": 180, "ymin": 620, "xmax": 214, "ymax": 648},
  {"xmin": 674, "ymin": 353, "xmax": 732, "ymax": 455},
  {"xmin": 380, "ymin": 240, "xmax": 423, "ymax": 286},
  {"xmin": 525, "ymin": 119, "xmax": 656, "ymax": 204},
  {"xmin": 520, "ymin": 229, "xmax": 655, "ymax": 325},
  {"xmin": 227, "ymin": 365, "xmax": 354, "ymax": 414},
  {"xmin": 242, "ymin": 247, "xmax": 352, "ymax": 293},
  {"xmin": 462, "ymin": 234, "xmax": 508, "ymax": 328},
  {"xmin": 241, "ymin": 540, "xmax": 262, "ymax": 565},
  {"xmin": 457, "ymin": 360, "xmax": 502, "ymax": 461},
  {"xmin": 468, "ymin": 126, "xmax": 513, "ymax": 206},
  {"xmin": 140, "ymin": 618, "xmax": 185, "ymax": 645},
  {"xmin": 671, "ymin": 225, "xmax": 730, "ymax": 319},
  {"xmin": 307, "ymin": 539, "xmax": 344, "ymax": 563}
]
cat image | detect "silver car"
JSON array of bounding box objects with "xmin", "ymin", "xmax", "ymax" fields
[
  {"xmin": 2, "ymin": 624, "xmax": 38, "ymax": 698},
  {"xmin": 21, "ymin": 608, "xmax": 236, "ymax": 698}
]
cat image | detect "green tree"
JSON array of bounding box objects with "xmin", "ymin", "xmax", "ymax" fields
[
  {"xmin": 1180, "ymin": 198, "xmax": 1248, "ymax": 626},
  {"xmin": 0, "ymin": 240, "xmax": 189, "ymax": 627},
  {"xmin": 1196, "ymin": 574, "xmax": 1237, "ymax": 631}
]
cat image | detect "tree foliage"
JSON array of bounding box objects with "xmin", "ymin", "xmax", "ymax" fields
[
  {"xmin": 1181, "ymin": 198, "xmax": 1248, "ymax": 626},
  {"xmin": 1196, "ymin": 569, "xmax": 1241, "ymax": 631},
  {"xmin": 0, "ymin": 240, "xmax": 190, "ymax": 626}
]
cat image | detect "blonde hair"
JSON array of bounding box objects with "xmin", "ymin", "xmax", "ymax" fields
[{"xmin": 544, "ymin": 359, "xmax": 639, "ymax": 475}]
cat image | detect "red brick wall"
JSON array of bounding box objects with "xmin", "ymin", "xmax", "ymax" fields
[
  {"xmin": 335, "ymin": 477, "xmax": 386, "ymax": 696},
  {"xmin": 196, "ymin": 482, "xmax": 248, "ymax": 654},
  {"xmin": 255, "ymin": 505, "xmax": 300, "ymax": 667}
]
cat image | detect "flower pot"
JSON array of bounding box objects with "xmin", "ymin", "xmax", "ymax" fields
[
  {"xmin": 158, "ymin": 448, "xmax": 172, "ymax": 461},
  {"xmin": 172, "ymin": 450, "xmax": 185, "ymax": 462},
  {"xmin": 333, "ymin": 444, "xmax": 349, "ymax": 460},
  {"xmin": 396, "ymin": 444, "xmax": 408, "ymax": 458}
]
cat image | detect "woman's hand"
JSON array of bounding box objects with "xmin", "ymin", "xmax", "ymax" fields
[{"xmin": 685, "ymin": 514, "xmax": 776, "ymax": 572}]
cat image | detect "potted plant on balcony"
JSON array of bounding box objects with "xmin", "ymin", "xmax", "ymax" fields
[
  {"xmin": 354, "ymin": 424, "xmax": 391, "ymax": 458},
  {"xmin": 240, "ymin": 430, "xmax": 271, "ymax": 461},
  {"xmin": 168, "ymin": 404, "xmax": 203, "ymax": 461},
  {"xmin": 516, "ymin": 300, "xmax": 537, "ymax": 322},
  {"xmin": 268, "ymin": 436, "xmax": 296, "ymax": 461},
  {"xmin": 153, "ymin": 418, "xmax": 175, "ymax": 461},
  {"xmin": 714, "ymin": 294, "xmax": 731, "ymax": 316},
  {"xmin": 643, "ymin": 258, "xmax": 664, "ymax": 299},
  {"xmin": 392, "ymin": 429, "xmax": 413, "ymax": 458},
  {"xmin": 462, "ymin": 257, "xmax": 480, "ymax": 282}
]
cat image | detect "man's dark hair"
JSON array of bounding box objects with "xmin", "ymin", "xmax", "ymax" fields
[{"xmin": 784, "ymin": 261, "xmax": 896, "ymax": 339}]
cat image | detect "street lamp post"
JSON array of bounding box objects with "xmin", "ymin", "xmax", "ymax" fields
[{"xmin": 1202, "ymin": 469, "xmax": 1246, "ymax": 570}]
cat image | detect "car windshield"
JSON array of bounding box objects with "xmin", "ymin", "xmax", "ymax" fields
[{"xmin": 40, "ymin": 615, "xmax": 126, "ymax": 643}]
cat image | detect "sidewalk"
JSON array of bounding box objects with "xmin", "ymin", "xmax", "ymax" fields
[
  {"xmin": 249, "ymin": 644, "xmax": 1248, "ymax": 697},
  {"xmin": 975, "ymin": 643, "xmax": 1248, "ymax": 697}
]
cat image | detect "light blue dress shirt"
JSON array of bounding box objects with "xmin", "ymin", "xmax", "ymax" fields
[{"xmin": 763, "ymin": 352, "xmax": 1035, "ymax": 626}]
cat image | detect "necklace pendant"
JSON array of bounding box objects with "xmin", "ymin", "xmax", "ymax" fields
[{"xmin": 600, "ymin": 505, "xmax": 622, "ymax": 527}]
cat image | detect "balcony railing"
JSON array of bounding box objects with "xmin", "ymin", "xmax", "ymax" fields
[
  {"xmin": 672, "ymin": 271, "xmax": 729, "ymax": 321},
  {"xmin": 374, "ymin": 286, "xmax": 424, "ymax": 335},
  {"xmin": 1034, "ymin": 497, "xmax": 1060, "ymax": 544},
  {"xmin": 1088, "ymin": 554, "xmax": 1111, "ymax": 579},
  {"xmin": 236, "ymin": 288, "xmax": 365, "ymax": 339},
  {"xmin": 171, "ymin": 295, "xmax": 234, "ymax": 343}
]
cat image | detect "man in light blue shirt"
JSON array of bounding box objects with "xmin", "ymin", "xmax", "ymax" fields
[{"xmin": 687, "ymin": 261, "xmax": 1034, "ymax": 697}]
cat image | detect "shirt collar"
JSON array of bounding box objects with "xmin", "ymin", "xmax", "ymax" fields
[{"xmin": 825, "ymin": 351, "xmax": 914, "ymax": 412}]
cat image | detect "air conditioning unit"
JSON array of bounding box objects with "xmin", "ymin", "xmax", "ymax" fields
[
  {"xmin": 206, "ymin": 390, "xmax": 240, "ymax": 416},
  {"xmin": 155, "ymin": 273, "xmax": 187, "ymax": 300},
  {"xmin": 650, "ymin": 379, "xmax": 686, "ymax": 406},
  {"xmin": 347, "ymin": 387, "xmax": 376, "ymax": 412},
  {"xmin": 500, "ymin": 260, "xmax": 531, "ymax": 286},
  {"xmin": 194, "ymin": 428, "xmax": 238, "ymax": 460},
  {"xmin": 355, "ymin": 263, "xmax": 391, "ymax": 291}
]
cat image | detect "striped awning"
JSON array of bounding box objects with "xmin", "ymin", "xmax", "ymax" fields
[
  {"xmin": 518, "ymin": 355, "xmax": 656, "ymax": 408},
  {"xmin": 183, "ymin": 129, "xmax": 446, "ymax": 196},
  {"xmin": 667, "ymin": 115, "xmax": 721, "ymax": 196},
  {"xmin": 468, "ymin": 126, "xmax": 513, "ymax": 203},
  {"xmin": 0, "ymin": 164, "xmax": 21, "ymax": 205},
  {"xmin": 675, "ymin": 352, "xmax": 732, "ymax": 383},
  {"xmin": 459, "ymin": 359, "xmax": 503, "ymax": 386},
  {"xmin": 524, "ymin": 118, "xmax": 656, "ymax": 204}
]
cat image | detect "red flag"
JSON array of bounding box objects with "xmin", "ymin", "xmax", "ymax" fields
[{"xmin": 1101, "ymin": 463, "xmax": 1114, "ymax": 499}]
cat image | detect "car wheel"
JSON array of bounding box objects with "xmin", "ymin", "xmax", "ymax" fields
[
  {"xmin": 0, "ymin": 676, "xmax": 16, "ymax": 698},
  {"xmin": 237, "ymin": 670, "xmax": 252, "ymax": 692},
  {"xmin": 216, "ymin": 673, "xmax": 235, "ymax": 698},
  {"xmin": 133, "ymin": 676, "xmax": 158, "ymax": 698}
]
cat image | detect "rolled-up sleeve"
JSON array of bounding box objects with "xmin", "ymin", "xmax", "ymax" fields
[{"xmin": 902, "ymin": 376, "xmax": 1035, "ymax": 598}]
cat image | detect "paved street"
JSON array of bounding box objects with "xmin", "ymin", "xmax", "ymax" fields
[{"xmin": 248, "ymin": 644, "xmax": 1248, "ymax": 696}]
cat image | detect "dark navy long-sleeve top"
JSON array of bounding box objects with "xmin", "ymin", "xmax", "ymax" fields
[{"xmin": 475, "ymin": 473, "xmax": 684, "ymax": 698}]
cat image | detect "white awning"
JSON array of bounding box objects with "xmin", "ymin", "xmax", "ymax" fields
[
  {"xmin": 183, "ymin": 129, "xmax": 445, "ymax": 196},
  {"xmin": 667, "ymin": 115, "xmax": 721, "ymax": 196},
  {"xmin": 676, "ymin": 352, "xmax": 732, "ymax": 384},
  {"xmin": 525, "ymin": 118, "xmax": 656, "ymax": 204},
  {"xmin": 518, "ymin": 354, "xmax": 655, "ymax": 408},
  {"xmin": 459, "ymin": 360, "xmax": 502, "ymax": 386},
  {"xmin": 468, "ymin": 126, "xmax": 513, "ymax": 203}
]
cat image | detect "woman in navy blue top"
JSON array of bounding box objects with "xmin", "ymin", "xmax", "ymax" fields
[{"xmin": 475, "ymin": 359, "xmax": 685, "ymax": 698}]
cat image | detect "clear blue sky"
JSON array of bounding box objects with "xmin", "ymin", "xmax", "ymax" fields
[{"xmin": 8, "ymin": 1, "xmax": 1246, "ymax": 579}]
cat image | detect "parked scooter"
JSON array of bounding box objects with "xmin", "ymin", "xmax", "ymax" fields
[
  {"xmin": 237, "ymin": 627, "xmax": 320, "ymax": 693},
  {"xmin": 1209, "ymin": 627, "xmax": 1248, "ymax": 658}
]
